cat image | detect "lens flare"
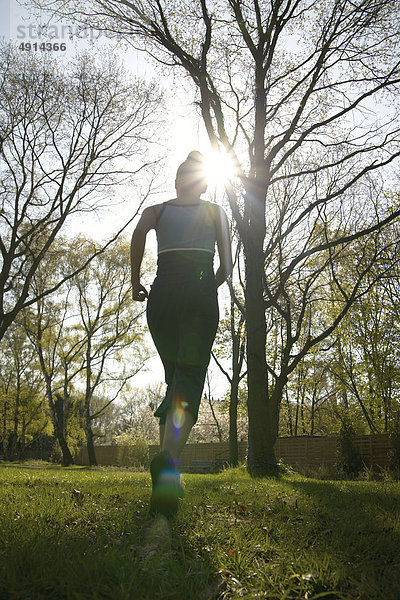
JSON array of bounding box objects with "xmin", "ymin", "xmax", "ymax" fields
[{"xmin": 172, "ymin": 395, "xmax": 189, "ymax": 433}]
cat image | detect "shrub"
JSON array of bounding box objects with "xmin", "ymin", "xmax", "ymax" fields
[
  {"xmin": 124, "ymin": 439, "xmax": 149, "ymax": 469},
  {"xmin": 335, "ymin": 416, "xmax": 362, "ymax": 476},
  {"xmin": 113, "ymin": 431, "xmax": 150, "ymax": 469},
  {"xmin": 50, "ymin": 440, "xmax": 62, "ymax": 464}
]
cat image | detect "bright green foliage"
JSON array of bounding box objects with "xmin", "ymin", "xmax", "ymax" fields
[
  {"xmin": 279, "ymin": 242, "xmax": 400, "ymax": 437},
  {"xmin": 0, "ymin": 324, "xmax": 53, "ymax": 459},
  {"xmin": 1, "ymin": 465, "xmax": 400, "ymax": 599},
  {"xmin": 111, "ymin": 435, "xmax": 151, "ymax": 469},
  {"xmin": 330, "ymin": 280, "xmax": 400, "ymax": 434}
]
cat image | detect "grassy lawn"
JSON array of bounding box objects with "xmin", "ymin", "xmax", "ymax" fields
[{"xmin": 1, "ymin": 465, "xmax": 399, "ymax": 599}]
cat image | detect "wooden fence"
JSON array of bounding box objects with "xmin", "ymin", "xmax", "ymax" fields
[
  {"xmin": 274, "ymin": 433, "xmax": 391, "ymax": 470},
  {"xmin": 76, "ymin": 434, "xmax": 394, "ymax": 471},
  {"xmin": 148, "ymin": 441, "xmax": 248, "ymax": 472}
]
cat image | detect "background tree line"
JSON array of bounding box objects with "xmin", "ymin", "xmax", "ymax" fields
[{"xmin": 2, "ymin": 232, "xmax": 400, "ymax": 466}]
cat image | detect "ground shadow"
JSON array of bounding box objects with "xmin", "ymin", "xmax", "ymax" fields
[{"xmin": 285, "ymin": 477, "xmax": 400, "ymax": 598}]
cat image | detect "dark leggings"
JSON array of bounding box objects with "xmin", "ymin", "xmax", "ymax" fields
[{"xmin": 146, "ymin": 258, "xmax": 219, "ymax": 425}]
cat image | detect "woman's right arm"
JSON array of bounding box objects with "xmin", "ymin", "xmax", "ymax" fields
[{"xmin": 130, "ymin": 206, "xmax": 158, "ymax": 301}]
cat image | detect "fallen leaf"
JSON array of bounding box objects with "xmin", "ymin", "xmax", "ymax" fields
[{"xmin": 301, "ymin": 572, "xmax": 318, "ymax": 582}]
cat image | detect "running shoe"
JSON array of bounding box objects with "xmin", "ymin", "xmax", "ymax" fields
[{"xmin": 149, "ymin": 450, "xmax": 183, "ymax": 517}]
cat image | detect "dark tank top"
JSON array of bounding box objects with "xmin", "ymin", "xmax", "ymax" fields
[
  {"xmin": 156, "ymin": 201, "xmax": 217, "ymax": 255},
  {"xmin": 154, "ymin": 201, "xmax": 217, "ymax": 280}
]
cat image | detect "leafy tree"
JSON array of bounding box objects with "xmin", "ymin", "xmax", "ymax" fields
[
  {"xmin": 21, "ymin": 245, "xmax": 80, "ymax": 465},
  {"xmin": 33, "ymin": 0, "xmax": 400, "ymax": 473},
  {"xmin": 328, "ymin": 279, "xmax": 400, "ymax": 434},
  {"xmin": 187, "ymin": 395, "xmax": 228, "ymax": 443},
  {"xmin": 71, "ymin": 237, "xmax": 149, "ymax": 465},
  {"xmin": 0, "ymin": 43, "xmax": 160, "ymax": 340},
  {"xmin": 90, "ymin": 394, "xmax": 122, "ymax": 445},
  {"xmin": 279, "ymin": 226, "xmax": 400, "ymax": 437},
  {"xmin": 111, "ymin": 432, "xmax": 150, "ymax": 469},
  {"xmin": 281, "ymin": 350, "xmax": 331, "ymax": 437},
  {"xmin": 0, "ymin": 323, "xmax": 51, "ymax": 460}
]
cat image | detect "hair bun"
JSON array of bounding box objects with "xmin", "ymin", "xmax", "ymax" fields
[{"xmin": 186, "ymin": 150, "xmax": 204, "ymax": 164}]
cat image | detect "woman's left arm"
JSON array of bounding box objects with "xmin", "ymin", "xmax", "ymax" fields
[
  {"xmin": 215, "ymin": 205, "xmax": 233, "ymax": 287},
  {"xmin": 130, "ymin": 206, "xmax": 157, "ymax": 301}
]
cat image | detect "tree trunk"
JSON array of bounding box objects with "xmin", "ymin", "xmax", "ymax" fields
[
  {"xmin": 20, "ymin": 414, "xmax": 26, "ymax": 460},
  {"xmin": 36, "ymin": 329, "xmax": 74, "ymax": 466},
  {"xmin": 9, "ymin": 373, "xmax": 21, "ymax": 460},
  {"xmin": 245, "ymin": 222, "xmax": 278, "ymax": 475},
  {"xmin": 271, "ymin": 377, "xmax": 287, "ymax": 440},
  {"xmin": 311, "ymin": 387, "xmax": 317, "ymax": 435},
  {"xmin": 8, "ymin": 432, "xmax": 17, "ymax": 461},
  {"xmin": 229, "ymin": 377, "xmax": 239, "ymax": 466},
  {"xmin": 47, "ymin": 395, "xmax": 74, "ymax": 466},
  {"xmin": 300, "ymin": 392, "xmax": 306, "ymax": 434},
  {"xmin": 228, "ymin": 302, "xmax": 245, "ymax": 466},
  {"xmin": 2, "ymin": 401, "xmax": 9, "ymax": 459},
  {"xmin": 285, "ymin": 388, "xmax": 293, "ymax": 436},
  {"xmin": 84, "ymin": 338, "xmax": 97, "ymax": 466},
  {"xmin": 57, "ymin": 428, "xmax": 74, "ymax": 466},
  {"xmin": 85, "ymin": 422, "xmax": 97, "ymax": 466},
  {"xmin": 295, "ymin": 383, "xmax": 300, "ymax": 436},
  {"xmin": 243, "ymin": 56, "xmax": 279, "ymax": 475},
  {"xmin": 207, "ymin": 395, "xmax": 223, "ymax": 442},
  {"xmin": 10, "ymin": 408, "xmax": 18, "ymax": 461}
]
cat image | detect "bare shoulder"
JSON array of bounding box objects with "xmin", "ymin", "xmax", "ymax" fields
[
  {"xmin": 145, "ymin": 202, "xmax": 165, "ymax": 216},
  {"xmin": 137, "ymin": 203, "xmax": 164, "ymax": 231}
]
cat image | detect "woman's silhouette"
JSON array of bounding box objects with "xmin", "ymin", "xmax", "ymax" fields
[{"xmin": 130, "ymin": 151, "xmax": 232, "ymax": 517}]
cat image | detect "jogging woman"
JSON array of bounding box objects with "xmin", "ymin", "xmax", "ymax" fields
[{"xmin": 130, "ymin": 151, "xmax": 232, "ymax": 517}]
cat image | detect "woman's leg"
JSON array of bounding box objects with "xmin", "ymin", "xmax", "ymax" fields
[
  {"xmin": 147, "ymin": 279, "xmax": 179, "ymax": 424},
  {"xmin": 161, "ymin": 279, "xmax": 219, "ymax": 461},
  {"xmin": 148, "ymin": 272, "xmax": 218, "ymax": 516},
  {"xmin": 161, "ymin": 400, "xmax": 195, "ymax": 461}
]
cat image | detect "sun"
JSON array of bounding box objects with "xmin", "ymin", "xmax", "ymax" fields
[{"xmin": 203, "ymin": 149, "xmax": 236, "ymax": 190}]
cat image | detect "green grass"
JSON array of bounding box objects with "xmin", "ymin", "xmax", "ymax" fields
[{"xmin": 1, "ymin": 465, "xmax": 399, "ymax": 599}]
